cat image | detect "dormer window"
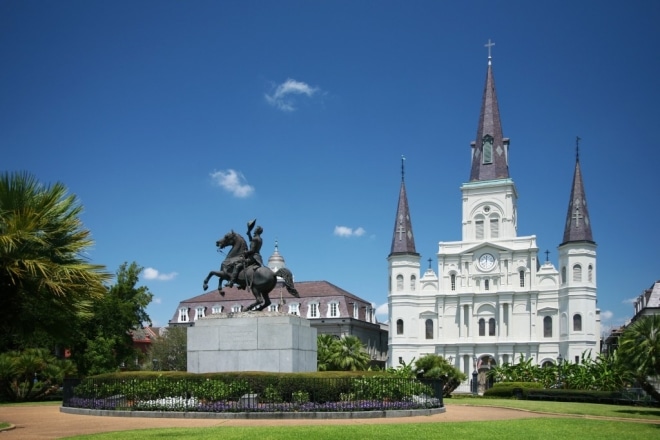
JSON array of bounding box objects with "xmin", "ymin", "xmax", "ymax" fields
[{"xmin": 178, "ymin": 308, "xmax": 189, "ymax": 322}]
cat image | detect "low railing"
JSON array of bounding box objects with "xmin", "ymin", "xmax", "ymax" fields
[{"xmin": 63, "ymin": 375, "xmax": 443, "ymax": 413}]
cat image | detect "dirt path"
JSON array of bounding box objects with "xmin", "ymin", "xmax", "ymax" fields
[{"xmin": 0, "ymin": 404, "xmax": 558, "ymax": 439}]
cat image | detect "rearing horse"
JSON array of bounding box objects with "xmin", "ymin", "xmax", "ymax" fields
[{"xmin": 202, "ymin": 230, "xmax": 299, "ymax": 311}]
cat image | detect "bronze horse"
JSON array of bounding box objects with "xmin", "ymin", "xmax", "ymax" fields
[{"xmin": 202, "ymin": 230, "xmax": 299, "ymax": 311}]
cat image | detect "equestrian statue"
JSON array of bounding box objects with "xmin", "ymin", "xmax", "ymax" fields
[{"xmin": 202, "ymin": 219, "xmax": 299, "ymax": 311}]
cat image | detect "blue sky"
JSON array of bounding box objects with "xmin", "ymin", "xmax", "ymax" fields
[{"xmin": 2, "ymin": 1, "xmax": 658, "ymax": 334}]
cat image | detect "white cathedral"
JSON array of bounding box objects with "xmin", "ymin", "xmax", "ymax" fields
[{"xmin": 387, "ymin": 50, "xmax": 600, "ymax": 389}]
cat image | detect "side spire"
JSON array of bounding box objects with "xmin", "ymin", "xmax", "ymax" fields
[
  {"xmin": 561, "ymin": 137, "xmax": 594, "ymax": 245},
  {"xmin": 470, "ymin": 40, "xmax": 510, "ymax": 181},
  {"xmin": 390, "ymin": 156, "xmax": 418, "ymax": 256}
]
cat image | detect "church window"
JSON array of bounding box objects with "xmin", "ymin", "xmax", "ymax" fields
[
  {"xmin": 425, "ymin": 319, "xmax": 433, "ymax": 339},
  {"xmin": 561, "ymin": 267, "xmax": 566, "ymax": 284},
  {"xmin": 489, "ymin": 318, "xmax": 496, "ymax": 336},
  {"xmin": 195, "ymin": 306, "xmax": 205, "ymax": 320},
  {"xmin": 396, "ymin": 319, "xmax": 404, "ymax": 335},
  {"xmin": 178, "ymin": 308, "xmax": 189, "ymax": 323},
  {"xmin": 450, "ymin": 274, "xmax": 456, "ymax": 291},
  {"xmin": 479, "ymin": 318, "xmax": 486, "ymax": 336},
  {"xmin": 328, "ymin": 302, "xmax": 339, "ymax": 317},
  {"xmin": 484, "ymin": 279, "xmax": 490, "ymax": 290},
  {"xmin": 410, "ymin": 275, "xmax": 416, "ymax": 291},
  {"xmin": 588, "ymin": 265, "xmax": 593, "ymax": 282},
  {"xmin": 289, "ymin": 303, "xmax": 300, "ymax": 316},
  {"xmin": 543, "ymin": 316, "xmax": 552, "ymax": 337},
  {"xmin": 308, "ymin": 302, "xmax": 319, "ymax": 318},
  {"xmin": 476, "ymin": 220, "xmax": 484, "ymax": 240},
  {"xmin": 573, "ymin": 264, "xmax": 582, "ymax": 282},
  {"xmin": 490, "ymin": 218, "xmax": 499, "ymax": 238},
  {"xmin": 396, "ymin": 275, "xmax": 403, "ymax": 291},
  {"xmin": 519, "ymin": 270, "xmax": 525, "ymax": 287},
  {"xmin": 482, "ymin": 135, "xmax": 493, "ymax": 164},
  {"xmin": 573, "ymin": 314, "xmax": 582, "ymax": 332}
]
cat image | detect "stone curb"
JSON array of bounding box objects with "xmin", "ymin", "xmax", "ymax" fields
[{"xmin": 61, "ymin": 406, "xmax": 445, "ymax": 419}]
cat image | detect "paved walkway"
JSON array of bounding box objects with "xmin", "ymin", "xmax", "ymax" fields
[{"xmin": 0, "ymin": 404, "xmax": 559, "ymax": 439}]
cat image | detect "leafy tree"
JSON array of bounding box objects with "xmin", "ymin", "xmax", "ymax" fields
[
  {"xmin": 0, "ymin": 171, "xmax": 111, "ymax": 351},
  {"xmin": 0, "ymin": 348, "xmax": 76, "ymax": 402},
  {"xmin": 145, "ymin": 326, "xmax": 188, "ymax": 371},
  {"xmin": 618, "ymin": 315, "xmax": 660, "ymax": 401},
  {"xmin": 414, "ymin": 354, "xmax": 467, "ymax": 396},
  {"xmin": 71, "ymin": 262, "xmax": 153, "ymax": 375}
]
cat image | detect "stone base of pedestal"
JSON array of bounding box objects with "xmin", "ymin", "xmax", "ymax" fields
[{"xmin": 187, "ymin": 312, "xmax": 317, "ymax": 373}]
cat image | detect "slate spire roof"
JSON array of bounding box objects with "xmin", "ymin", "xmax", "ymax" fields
[
  {"xmin": 470, "ymin": 44, "xmax": 510, "ymax": 182},
  {"xmin": 561, "ymin": 138, "xmax": 595, "ymax": 245},
  {"xmin": 389, "ymin": 157, "xmax": 418, "ymax": 256}
]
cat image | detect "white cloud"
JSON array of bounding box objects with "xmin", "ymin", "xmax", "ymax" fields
[
  {"xmin": 143, "ymin": 267, "xmax": 178, "ymax": 281},
  {"xmin": 265, "ymin": 78, "xmax": 320, "ymax": 112},
  {"xmin": 601, "ymin": 310, "xmax": 613, "ymax": 320},
  {"xmin": 210, "ymin": 169, "xmax": 254, "ymax": 198},
  {"xmin": 152, "ymin": 297, "xmax": 162, "ymax": 305},
  {"xmin": 622, "ymin": 297, "xmax": 637, "ymax": 305},
  {"xmin": 334, "ymin": 225, "xmax": 366, "ymax": 237}
]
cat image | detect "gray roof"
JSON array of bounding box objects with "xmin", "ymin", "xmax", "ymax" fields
[
  {"xmin": 389, "ymin": 166, "xmax": 418, "ymax": 256},
  {"xmin": 561, "ymin": 157, "xmax": 595, "ymax": 245}
]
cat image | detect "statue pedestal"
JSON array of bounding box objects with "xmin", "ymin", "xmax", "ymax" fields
[{"xmin": 187, "ymin": 312, "xmax": 318, "ymax": 373}]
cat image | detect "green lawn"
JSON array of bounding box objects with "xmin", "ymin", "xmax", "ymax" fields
[{"xmin": 56, "ymin": 397, "xmax": 660, "ymax": 440}]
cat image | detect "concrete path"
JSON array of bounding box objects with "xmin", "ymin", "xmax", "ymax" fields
[{"xmin": 0, "ymin": 404, "xmax": 559, "ymax": 439}]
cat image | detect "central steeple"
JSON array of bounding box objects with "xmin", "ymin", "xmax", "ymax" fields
[{"xmin": 470, "ymin": 40, "xmax": 510, "ymax": 182}]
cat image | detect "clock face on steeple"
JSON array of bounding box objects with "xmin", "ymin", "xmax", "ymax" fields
[{"xmin": 479, "ymin": 253, "xmax": 495, "ymax": 270}]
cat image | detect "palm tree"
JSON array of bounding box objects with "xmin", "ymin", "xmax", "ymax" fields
[
  {"xmin": 328, "ymin": 336, "xmax": 371, "ymax": 371},
  {"xmin": 0, "ymin": 171, "xmax": 110, "ymax": 351},
  {"xmin": 316, "ymin": 334, "xmax": 338, "ymax": 371},
  {"xmin": 618, "ymin": 314, "xmax": 660, "ymax": 401}
]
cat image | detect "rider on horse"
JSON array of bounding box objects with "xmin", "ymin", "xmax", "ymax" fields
[{"xmin": 227, "ymin": 219, "xmax": 263, "ymax": 288}]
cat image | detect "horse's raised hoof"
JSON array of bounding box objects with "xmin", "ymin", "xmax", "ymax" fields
[
  {"xmin": 203, "ymin": 283, "xmax": 208, "ymax": 291},
  {"xmin": 219, "ymin": 289, "xmax": 225, "ymax": 297}
]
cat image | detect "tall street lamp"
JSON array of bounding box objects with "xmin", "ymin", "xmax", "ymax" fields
[
  {"xmin": 472, "ymin": 356, "xmax": 478, "ymax": 395},
  {"xmin": 557, "ymin": 354, "xmax": 563, "ymax": 389}
]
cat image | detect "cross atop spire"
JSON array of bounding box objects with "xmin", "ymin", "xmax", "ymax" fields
[
  {"xmin": 576, "ymin": 136, "xmax": 581, "ymax": 162},
  {"xmin": 401, "ymin": 155, "xmax": 406, "ymax": 182},
  {"xmin": 485, "ymin": 39, "xmax": 495, "ymax": 64}
]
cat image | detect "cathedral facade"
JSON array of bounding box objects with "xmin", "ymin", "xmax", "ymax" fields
[{"xmin": 387, "ymin": 52, "xmax": 600, "ymax": 385}]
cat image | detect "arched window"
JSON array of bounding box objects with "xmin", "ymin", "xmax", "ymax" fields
[
  {"xmin": 410, "ymin": 275, "xmax": 416, "ymax": 291},
  {"xmin": 490, "ymin": 217, "xmax": 499, "ymax": 239},
  {"xmin": 396, "ymin": 275, "xmax": 403, "ymax": 291},
  {"xmin": 519, "ymin": 270, "xmax": 525, "ymax": 287},
  {"xmin": 475, "ymin": 218, "xmax": 484, "ymax": 240},
  {"xmin": 573, "ymin": 314, "xmax": 582, "ymax": 332},
  {"xmin": 484, "ymin": 279, "xmax": 490, "ymax": 291},
  {"xmin": 396, "ymin": 319, "xmax": 404, "ymax": 335},
  {"xmin": 489, "ymin": 318, "xmax": 496, "ymax": 336},
  {"xmin": 573, "ymin": 264, "xmax": 582, "ymax": 282},
  {"xmin": 561, "ymin": 267, "xmax": 566, "ymax": 284},
  {"xmin": 588, "ymin": 265, "xmax": 593, "ymax": 282},
  {"xmin": 543, "ymin": 316, "xmax": 552, "ymax": 337},
  {"xmin": 482, "ymin": 134, "xmax": 493, "ymax": 164},
  {"xmin": 450, "ymin": 273, "xmax": 456, "ymax": 291},
  {"xmin": 425, "ymin": 319, "xmax": 433, "ymax": 339},
  {"xmin": 479, "ymin": 318, "xmax": 486, "ymax": 336}
]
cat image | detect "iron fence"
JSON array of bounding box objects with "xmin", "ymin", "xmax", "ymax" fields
[{"xmin": 63, "ymin": 376, "xmax": 443, "ymax": 413}]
